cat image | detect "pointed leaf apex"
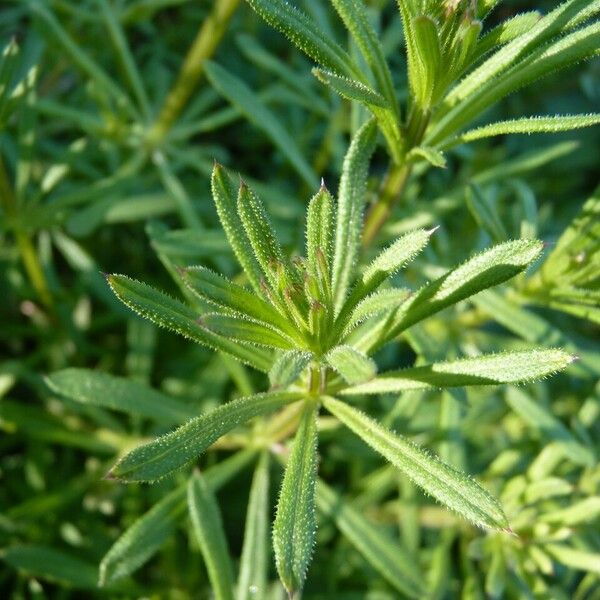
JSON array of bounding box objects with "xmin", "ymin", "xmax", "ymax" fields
[
  {"xmin": 427, "ymin": 225, "xmax": 440, "ymax": 235},
  {"xmin": 103, "ymin": 470, "xmax": 116, "ymax": 481},
  {"xmin": 239, "ymin": 176, "xmax": 248, "ymax": 189},
  {"xmin": 569, "ymin": 355, "xmax": 580, "ymax": 363},
  {"xmin": 100, "ymin": 271, "xmax": 110, "ymax": 281},
  {"xmin": 320, "ymin": 177, "xmax": 327, "ymax": 190}
]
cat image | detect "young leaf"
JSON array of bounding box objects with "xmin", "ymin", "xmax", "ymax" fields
[
  {"xmin": 323, "ymin": 396, "xmax": 509, "ymax": 530},
  {"xmin": 313, "ymin": 68, "xmax": 388, "ymax": 108},
  {"xmin": 475, "ymin": 11, "xmax": 542, "ymax": 60},
  {"xmin": 108, "ymin": 391, "xmax": 302, "ymax": 482},
  {"xmin": 180, "ymin": 266, "xmax": 296, "ymax": 337},
  {"xmin": 306, "ymin": 183, "xmax": 335, "ymax": 269},
  {"xmin": 206, "ymin": 61, "xmax": 318, "ymax": 188},
  {"xmin": 379, "ymin": 239, "xmax": 544, "ymax": 346},
  {"xmin": 238, "ymin": 453, "xmax": 270, "ymax": 600},
  {"xmin": 341, "ymin": 349, "xmax": 575, "ymax": 395},
  {"xmin": 273, "ymin": 402, "xmax": 319, "ymax": 595},
  {"xmin": 188, "ymin": 473, "xmax": 235, "ymax": 600},
  {"xmin": 316, "ymin": 480, "xmax": 424, "ymax": 598},
  {"xmin": 331, "ymin": 119, "xmax": 377, "ymax": 310},
  {"xmin": 244, "ymin": 0, "xmax": 358, "ymax": 78},
  {"xmin": 46, "ymin": 368, "xmax": 195, "ymax": 424},
  {"xmin": 408, "ymin": 146, "xmax": 447, "ymax": 168},
  {"xmin": 211, "ymin": 163, "xmax": 264, "ymax": 293},
  {"xmin": 199, "ymin": 313, "xmax": 296, "ymax": 351},
  {"xmin": 411, "ymin": 15, "xmax": 440, "ymax": 108},
  {"xmin": 99, "ymin": 450, "xmax": 255, "ymax": 585},
  {"xmin": 326, "ymin": 345, "xmax": 377, "ymax": 385},
  {"xmin": 346, "ymin": 288, "xmax": 411, "ymax": 331},
  {"xmin": 269, "ymin": 350, "xmax": 313, "ymax": 390},
  {"xmin": 237, "ymin": 181, "xmax": 286, "ymax": 287},
  {"xmin": 445, "ymin": 114, "xmax": 600, "ymax": 148},
  {"xmin": 107, "ymin": 274, "xmax": 273, "ymax": 372}
]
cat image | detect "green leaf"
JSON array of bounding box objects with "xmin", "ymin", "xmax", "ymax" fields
[
  {"xmin": 408, "ymin": 146, "xmax": 447, "ymax": 168},
  {"xmin": 269, "ymin": 350, "xmax": 313, "ymax": 390},
  {"xmin": 379, "ymin": 239, "xmax": 544, "ymax": 345},
  {"xmin": 237, "ymin": 453, "xmax": 270, "ymax": 600},
  {"xmin": 188, "ymin": 472, "xmax": 235, "ymax": 600},
  {"xmin": 411, "ymin": 15, "xmax": 440, "ymax": 108},
  {"xmin": 205, "ymin": 60, "xmax": 318, "ymax": 188},
  {"xmin": 108, "ymin": 391, "xmax": 302, "ymax": 482},
  {"xmin": 107, "ymin": 274, "xmax": 273, "ymax": 372},
  {"xmin": 316, "ymin": 480, "xmax": 424, "ymax": 598},
  {"xmin": 99, "ymin": 450, "xmax": 255, "ymax": 585},
  {"xmin": 199, "ymin": 313, "xmax": 296, "ymax": 351},
  {"xmin": 46, "ymin": 368, "xmax": 195, "ymax": 424},
  {"xmin": 273, "ymin": 402, "xmax": 319, "ymax": 595},
  {"xmin": 346, "ymin": 288, "xmax": 411, "ymax": 331},
  {"xmin": 323, "ymin": 396, "xmax": 509, "ymax": 530},
  {"xmin": 313, "ymin": 68, "xmax": 387, "ymax": 107},
  {"xmin": 475, "ymin": 11, "xmax": 542, "ymax": 60},
  {"xmin": 328, "ymin": 0, "xmax": 398, "ymax": 113},
  {"xmin": 331, "ymin": 118, "xmax": 377, "ymax": 310},
  {"xmin": 237, "ymin": 181, "xmax": 286, "ymax": 288},
  {"xmin": 211, "ymin": 163, "xmax": 264, "ymax": 293},
  {"xmin": 342, "ymin": 349, "xmax": 575, "ymax": 395},
  {"xmin": 326, "ymin": 345, "xmax": 377, "ymax": 385},
  {"xmin": 306, "ymin": 183, "xmax": 335, "ymax": 271},
  {"xmin": 465, "ymin": 184, "xmax": 508, "ymax": 243},
  {"xmin": 546, "ymin": 544, "xmax": 600, "ymax": 575},
  {"xmin": 445, "ymin": 114, "xmax": 600, "ymax": 148},
  {"xmin": 244, "ymin": 0, "xmax": 357, "ymax": 78},
  {"xmin": 179, "ymin": 266, "xmax": 296, "ymax": 337}
]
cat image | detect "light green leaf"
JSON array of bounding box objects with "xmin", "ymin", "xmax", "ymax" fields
[
  {"xmin": 546, "ymin": 544, "xmax": 600, "ymax": 575},
  {"xmin": 211, "ymin": 164, "xmax": 264, "ymax": 293},
  {"xmin": 323, "ymin": 396, "xmax": 509, "ymax": 530},
  {"xmin": 205, "ymin": 60, "xmax": 318, "ymax": 188},
  {"xmin": 199, "ymin": 313, "xmax": 296, "ymax": 350},
  {"xmin": 108, "ymin": 391, "xmax": 302, "ymax": 482},
  {"xmin": 475, "ymin": 11, "xmax": 542, "ymax": 59},
  {"xmin": 99, "ymin": 450, "xmax": 254, "ymax": 585},
  {"xmin": 188, "ymin": 472, "xmax": 235, "ymax": 600},
  {"xmin": 269, "ymin": 350, "xmax": 313, "ymax": 390},
  {"xmin": 445, "ymin": 114, "xmax": 600, "ymax": 148},
  {"xmin": 326, "ymin": 345, "xmax": 376, "ymax": 385},
  {"xmin": 332, "ymin": 118, "xmax": 378, "ymax": 311},
  {"xmin": 244, "ymin": 0, "xmax": 357, "ymax": 78},
  {"xmin": 46, "ymin": 369, "xmax": 195, "ymax": 424},
  {"xmin": 273, "ymin": 402, "xmax": 319, "ymax": 595},
  {"xmin": 411, "ymin": 15, "xmax": 440, "ymax": 108},
  {"xmin": 541, "ymin": 497, "xmax": 600, "ymax": 526},
  {"xmin": 238, "ymin": 453, "xmax": 270, "ymax": 600},
  {"xmin": 313, "ymin": 68, "xmax": 387, "ymax": 107},
  {"xmin": 107, "ymin": 274, "xmax": 273, "ymax": 372},
  {"xmin": 316, "ymin": 480, "xmax": 423, "ymax": 598},
  {"xmin": 380, "ymin": 239, "xmax": 544, "ymax": 345},
  {"xmin": 342, "ymin": 349, "xmax": 574, "ymax": 395},
  {"xmin": 408, "ymin": 146, "xmax": 447, "ymax": 168},
  {"xmin": 180, "ymin": 266, "xmax": 296, "ymax": 337},
  {"xmin": 346, "ymin": 288, "xmax": 411, "ymax": 331},
  {"xmin": 306, "ymin": 183, "xmax": 335, "ymax": 272}
]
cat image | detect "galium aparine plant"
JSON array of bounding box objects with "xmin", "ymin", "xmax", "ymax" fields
[{"xmin": 104, "ymin": 120, "xmax": 574, "ymax": 596}]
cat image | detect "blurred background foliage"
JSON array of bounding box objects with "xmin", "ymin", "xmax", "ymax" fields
[{"xmin": 0, "ymin": 0, "xmax": 598, "ymax": 598}]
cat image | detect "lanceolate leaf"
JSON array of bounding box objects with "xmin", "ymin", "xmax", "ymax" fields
[
  {"xmin": 378, "ymin": 239, "xmax": 544, "ymax": 346},
  {"xmin": 306, "ymin": 184, "xmax": 335, "ymax": 270},
  {"xmin": 108, "ymin": 391, "xmax": 302, "ymax": 482},
  {"xmin": 188, "ymin": 473, "xmax": 235, "ymax": 600},
  {"xmin": 411, "ymin": 15, "xmax": 440, "ymax": 108},
  {"xmin": 107, "ymin": 274, "xmax": 273, "ymax": 372},
  {"xmin": 346, "ymin": 288, "xmax": 411, "ymax": 331},
  {"xmin": 269, "ymin": 350, "xmax": 313, "ymax": 390},
  {"xmin": 238, "ymin": 453, "xmax": 270, "ymax": 600},
  {"xmin": 99, "ymin": 450, "xmax": 255, "ymax": 585},
  {"xmin": 326, "ymin": 345, "xmax": 376, "ymax": 385},
  {"xmin": 273, "ymin": 403, "xmax": 319, "ymax": 595},
  {"xmin": 445, "ymin": 114, "xmax": 600, "ymax": 148},
  {"xmin": 323, "ymin": 397, "xmax": 509, "ymax": 530},
  {"xmin": 199, "ymin": 313, "xmax": 296, "ymax": 351},
  {"xmin": 332, "ymin": 119, "xmax": 377, "ymax": 311},
  {"xmin": 46, "ymin": 368, "xmax": 195, "ymax": 424},
  {"xmin": 313, "ymin": 68, "xmax": 387, "ymax": 108},
  {"xmin": 316, "ymin": 480, "xmax": 424, "ymax": 598},
  {"xmin": 244, "ymin": 0, "xmax": 358, "ymax": 78},
  {"xmin": 475, "ymin": 11, "xmax": 542, "ymax": 60},
  {"xmin": 342, "ymin": 349, "xmax": 575, "ymax": 395}
]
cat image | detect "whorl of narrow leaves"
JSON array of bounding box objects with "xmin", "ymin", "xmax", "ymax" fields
[
  {"xmin": 107, "ymin": 392, "xmax": 302, "ymax": 482},
  {"xmin": 273, "ymin": 403, "xmax": 319, "ymax": 595},
  {"xmin": 342, "ymin": 349, "xmax": 576, "ymax": 395},
  {"xmin": 323, "ymin": 396, "xmax": 509, "ymax": 530},
  {"xmin": 332, "ymin": 118, "xmax": 377, "ymax": 310},
  {"xmin": 187, "ymin": 473, "xmax": 235, "ymax": 600}
]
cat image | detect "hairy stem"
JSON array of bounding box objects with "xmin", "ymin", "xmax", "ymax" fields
[{"xmin": 148, "ymin": 0, "xmax": 240, "ymax": 143}]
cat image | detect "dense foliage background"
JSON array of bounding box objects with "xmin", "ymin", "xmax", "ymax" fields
[{"xmin": 1, "ymin": 0, "xmax": 599, "ymax": 598}]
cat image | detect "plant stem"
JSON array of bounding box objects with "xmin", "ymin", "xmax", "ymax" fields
[
  {"xmin": 362, "ymin": 162, "xmax": 412, "ymax": 247},
  {"xmin": 0, "ymin": 156, "xmax": 52, "ymax": 308},
  {"xmin": 148, "ymin": 0, "xmax": 240, "ymax": 143}
]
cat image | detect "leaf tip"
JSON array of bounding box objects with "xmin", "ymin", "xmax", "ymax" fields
[
  {"xmin": 103, "ymin": 469, "xmax": 117, "ymax": 481},
  {"xmin": 427, "ymin": 225, "xmax": 440, "ymax": 236}
]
